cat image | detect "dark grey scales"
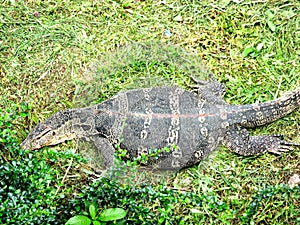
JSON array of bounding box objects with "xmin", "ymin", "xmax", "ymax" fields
[{"xmin": 21, "ymin": 77, "xmax": 300, "ymax": 170}]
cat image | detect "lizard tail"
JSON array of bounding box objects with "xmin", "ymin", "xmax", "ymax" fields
[{"xmin": 231, "ymin": 87, "xmax": 300, "ymax": 128}]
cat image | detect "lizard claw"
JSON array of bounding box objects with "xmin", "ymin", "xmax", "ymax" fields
[
  {"xmin": 272, "ymin": 134, "xmax": 285, "ymax": 138},
  {"xmin": 268, "ymin": 137, "xmax": 299, "ymax": 155}
]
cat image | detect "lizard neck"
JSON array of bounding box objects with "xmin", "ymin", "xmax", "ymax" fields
[{"xmin": 66, "ymin": 107, "xmax": 98, "ymax": 138}]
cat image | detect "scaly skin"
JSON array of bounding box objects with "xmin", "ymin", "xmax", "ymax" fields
[{"xmin": 21, "ymin": 81, "xmax": 300, "ymax": 170}]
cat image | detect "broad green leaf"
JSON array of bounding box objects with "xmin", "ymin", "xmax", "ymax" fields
[
  {"xmin": 89, "ymin": 204, "xmax": 97, "ymax": 220},
  {"xmin": 265, "ymin": 9, "xmax": 274, "ymax": 19},
  {"xmin": 242, "ymin": 47, "xmax": 256, "ymax": 57},
  {"xmin": 267, "ymin": 20, "xmax": 276, "ymax": 32},
  {"xmin": 92, "ymin": 221, "xmax": 101, "ymax": 225},
  {"xmin": 115, "ymin": 219, "xmax": 126, "ymax": 225},
  {"xmin": 20, "ymin": 112, "xmax": 28, "ymax": 117},
  {"xmin": 65, "ymin": 215, "xmax": 91, "ymax": 225},
  {"xmin": 98, "ymin": 208, "xmax": 127, "ymax": 222}
]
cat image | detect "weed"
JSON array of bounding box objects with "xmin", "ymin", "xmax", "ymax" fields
[{"xmin": 66, "ymin": 203, "xmax": 127, "ymax": 225}]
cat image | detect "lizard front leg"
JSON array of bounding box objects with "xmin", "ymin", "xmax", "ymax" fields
[
  {"xmin": 222, "ymin": 125, "xmax": 299, "ymax": 156},
  {"xmin": 79, "ymin": 135, "xmax": 115, "ymax": 169}
]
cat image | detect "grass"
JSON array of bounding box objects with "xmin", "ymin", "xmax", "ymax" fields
[{"xmin": 0, "ymin": 0, "xmax": 299, "ymax": 224}]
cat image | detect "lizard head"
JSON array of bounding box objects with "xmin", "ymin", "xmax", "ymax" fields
[{"xmin": 21, "ymin": 110, "xmax": 76, "ymax": 150}]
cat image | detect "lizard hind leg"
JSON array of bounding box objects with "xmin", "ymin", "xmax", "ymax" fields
[
  {"xmin": 189, "ymin": 74, "xmax": 227, "ymax": 104},
  {"xmin": 191, "ymin": 74, "xmax": 226, "ymax": 96},
  {"xmin": 222, "ymin": 125, "xmax": 299, "ymax": 156}
]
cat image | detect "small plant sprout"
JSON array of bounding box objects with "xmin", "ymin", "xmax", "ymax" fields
[{"xmin": 65, "ymin": 203, "xmax": 127, "ymax": 225}]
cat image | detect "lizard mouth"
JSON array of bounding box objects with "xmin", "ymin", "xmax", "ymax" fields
[
  {"xmin": 46, "ymin": 133, "xmax": 77, "ymax": 146},
  {"xmin": 20, "ymin": 139, "xmax": 41, "ymax": 150},
  {"xmin": 20, "ymin": 132, "xmax": 77, "ymax": 150}
]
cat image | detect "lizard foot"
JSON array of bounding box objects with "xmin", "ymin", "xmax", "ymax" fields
[{"xmin": 268, "ymin": 135, "xmax": 300, "ymax": 155}]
